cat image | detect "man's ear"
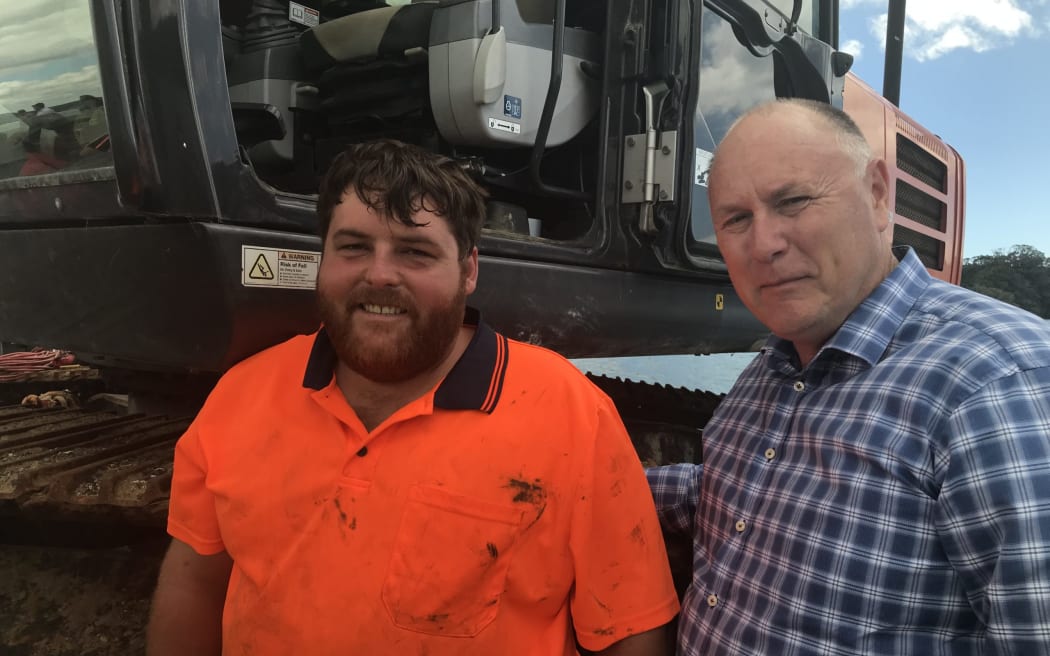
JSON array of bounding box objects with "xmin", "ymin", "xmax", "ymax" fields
[
  {"xmin": 869, "ymin": 158, "xmax": 892, "ymax": 232},
  {"xmin": 462, "ymin": 247, "xmax": 479, "ymax": 295}
]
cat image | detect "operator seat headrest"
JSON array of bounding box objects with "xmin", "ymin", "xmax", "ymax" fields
[
  {"xmin": 299, "ymin": 1, "xmax": 434, "ymax": 72},
  {"xmin": 297, "ymin": 0, "xmax": 599, "ymax": 149}
]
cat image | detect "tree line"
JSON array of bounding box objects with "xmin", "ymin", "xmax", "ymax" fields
[{"xmin": 961, "ymin": 245, "xmax": 1050, "ymax": 319}]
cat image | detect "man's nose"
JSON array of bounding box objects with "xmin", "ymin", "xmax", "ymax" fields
[
  {"xmin": 750, "ymin": 212, "xmax": 789, "ymax": 263},
  {"xmin": 363, "ymin": 250, "xmax": 401, "ymax": 286}
]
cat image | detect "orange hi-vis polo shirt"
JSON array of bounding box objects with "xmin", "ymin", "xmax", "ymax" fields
[{"xmin": 168, "ymin": 309, "xmax": 679, "ymax": 655}]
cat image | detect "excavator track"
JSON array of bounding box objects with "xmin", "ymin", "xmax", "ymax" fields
[
  {"xmin": 0, "ymin": 402, "xmax": 189, "ymax": 655},
  {"xmin": 587, "ymin": 373, "xmax": 722, "ymax": 465},
  {"xmin": 0, "ymin": 405, "xmax": 190, "ymax": 534},
  {"xmin": 0, "ymin": 377, "xmax": 717, "ymax": 531}
]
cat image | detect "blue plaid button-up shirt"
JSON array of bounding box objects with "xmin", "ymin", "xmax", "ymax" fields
[{"xmin": 650, "ymin": 249, "xmax": 1050, "ymax": 655}]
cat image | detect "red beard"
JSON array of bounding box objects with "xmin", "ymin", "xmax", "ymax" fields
[{"xmin": 317, "ymin": 284, "xmax": 467, "ymax": 384}]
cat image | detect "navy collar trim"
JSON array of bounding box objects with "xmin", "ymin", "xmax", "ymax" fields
[{"xmin": 302, "ymin": 306, "xmax": 508, "ymax": 413}]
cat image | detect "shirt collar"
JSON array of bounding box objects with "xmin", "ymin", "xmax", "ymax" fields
[
  {"xmin": 301, "ymin": 306, "xmax": 509, "ymax": 413},
  {"xmin": 766, "ymin": 247, "xmax": 931, "ymax": 368}
]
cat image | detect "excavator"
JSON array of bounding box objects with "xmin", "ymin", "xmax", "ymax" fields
[{"xmin": 0, "ymin": 0, "xmax": 963, "ymax": 652}]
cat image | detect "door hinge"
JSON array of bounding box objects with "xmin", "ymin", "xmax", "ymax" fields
[
  {"xmin": 622, "ymin": 129, "xmax": 678, "ymax": 232},
  {"xmin": 622, "ymin": 81, "xmax": 677, "ymax": 234}
]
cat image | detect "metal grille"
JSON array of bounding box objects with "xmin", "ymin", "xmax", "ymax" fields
[
  {"xmin": 893, "ymin": 224, "xmax": 943, "ymax": 270},
  {"xmin": 897, "ymin": 133, "xmax": 948, "ymax": 192},
  {"xmin": 895, "ymin": 179, "xmax": 944, "ymax": 231}
]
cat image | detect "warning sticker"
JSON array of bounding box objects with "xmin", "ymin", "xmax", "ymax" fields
[
  {"xmin": 695, "ymin": 147, "xmax": 713, "ymax": 187},
  {"xmin": 248, "ymin": 253, "xmax": 274, "ymax": 280},
  {"xmin": 503, "ymin": 95, "xmax": 522, "ymax": 119},
  {"xmin": 241, "ymin": 246, "xmax": 320, "ymax": 289},
  {"xmin": 288, "ymin": 1, "xmax": 320, "ymax": 28},
  {"xmin": 487, "ymin": 117, "xmax": 521, "ymax": 135}
]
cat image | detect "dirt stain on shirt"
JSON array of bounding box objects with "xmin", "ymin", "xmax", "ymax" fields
[
  {"xmin": 505, "ymin": 478, "xmax": 545, "ymax": 504},
  {"xmin": 630, "ymin": 524, "xmax": 645, "ymax": 546},
  {"xmin": 334, "ymin": 497, "xmax": 348, "ymax": 524},
  {"xmin": 505, "ymin": 477, "xmax": 548, "ymax": 529}
]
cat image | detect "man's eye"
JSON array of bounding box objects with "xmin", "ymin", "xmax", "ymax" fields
[
  {"xmin": 337, "ymin": 243, "xmax": 366, "ymax": 253},
  {"xmin": 720, "ymin": 214, "xmax": 751, "ymax": 231},
  {"xmin": 403, "ymin": 248, "xmax": 433, "ymax": 258},
  {"xmin": 780, "ymin": 196, "xmax": 811, "ymax": 211}
]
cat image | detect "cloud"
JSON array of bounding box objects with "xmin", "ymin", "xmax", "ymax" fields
[
  {"xmin": 840, "ymin": 38, "xmax": 865, "ymax": 59},
  {"xmin": 840, "ymin": 0, "xmax": 881, "ymax": 8},
  {"xmin": 0, "ymin": 65, "xmax": 102, "ymax": 115},
  {"xmin": 695, "ymin": 13, "xmax": 775, "ymax": 131},
  {"xmin": 0, "ymin": 3, "xmax": 97, "ymax": 76},
  {"xmin": 863, "ymin": 0, "xmax": 1036, "ymax": 61},
  {"xmin": 907, "ymin": 0, "xmax": 1032, "ymax": 36},
  {"xmin": 914, "ymin": 24, "xmax": 993, "ymax": 60},
  {"xmin": 0, "ymin": 3, "xmax": 101, "ymax": 113}
]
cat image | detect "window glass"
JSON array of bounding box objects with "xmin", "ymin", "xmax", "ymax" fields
[
  {"xmin": 764, "ymin": 0, "xmax": 819, "ymax": 36},
  {"xmin": 689, "ymin": 8, "xmax": 779, "ymax": 246},
  {"xmin": 0, "ymin": 2, "xmax": 111, "ymax": 180}
]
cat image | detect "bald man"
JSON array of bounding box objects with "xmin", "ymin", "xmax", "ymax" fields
[{"xmin": 648, "ymin": 99, "xmax": 1050, "ymax": 655}]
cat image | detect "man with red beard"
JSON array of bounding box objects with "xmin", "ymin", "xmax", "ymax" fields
[{"xmin": 147, "ymin": 140, "xmax": 679, "ymax": 656}]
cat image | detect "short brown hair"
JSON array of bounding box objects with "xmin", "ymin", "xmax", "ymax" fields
[{"xmin": 316, "ymin": 140, "xmax": 487, "ymax": 258}]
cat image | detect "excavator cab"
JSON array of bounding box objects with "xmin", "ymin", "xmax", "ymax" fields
[{"xmin": 0, "ymin": 0, "xmax": 963, "ymax": 378}]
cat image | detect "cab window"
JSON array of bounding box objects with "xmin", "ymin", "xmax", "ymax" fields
[
  {"xmin": 688, "ymin": 7, "xmax": 779, "ymax": 250},
  {"xmin": 0, "ymin": 2, "xmax": 111, "ymax": 181},
  {"xmin": 765, "ymin": 0, "xmax": 819, "ymax": 36}
]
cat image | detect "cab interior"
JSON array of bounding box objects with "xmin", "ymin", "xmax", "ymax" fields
[{"xmin": 219, "ymin": 0, "xmax": 608, "ymax": 241}]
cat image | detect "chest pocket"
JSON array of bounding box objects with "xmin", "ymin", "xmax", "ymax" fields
[{"xmin": 382, "ymin": 484, "xmax": 523, "ymax": 637}]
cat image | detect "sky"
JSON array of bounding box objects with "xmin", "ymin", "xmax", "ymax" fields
[{"xmin": 836, "ymin": 0, "xmax": 1050, "ymax": 259}]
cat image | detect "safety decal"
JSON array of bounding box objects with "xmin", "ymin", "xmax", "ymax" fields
[
  {"xmin": 289, "ymin": 2, "xmax": 320, "ymax": 28},
  {"xmin": 242, "ymin": 246, "xmax": 320, "ymax": 290},
  {"xmin": 249, "ymin": 254, "xmax": 274, "ymax": 280},
  {"xmin": 695, "ymin": 147, "xmax": 713, "ymax": 187},
  {"xmin": 487, "ymin": 117, "xmax": 521, "ymax": 135},
  {"xmin": 503, "ymin": 95, "xmax": 522, "ymax": 119}
]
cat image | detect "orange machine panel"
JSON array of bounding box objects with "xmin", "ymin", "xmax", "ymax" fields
[{"xmin": 843, "ymin": 74, "xmax": 965, "ymax": 284}]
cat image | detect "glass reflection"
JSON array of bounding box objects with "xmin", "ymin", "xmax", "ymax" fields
[
  {"xmin": 0, "ymin": 2, "xmax": 111, "ymax": 180},
  {"xmin": 690, "ymin": 8, "xmax": 778, "ymax": 245}
]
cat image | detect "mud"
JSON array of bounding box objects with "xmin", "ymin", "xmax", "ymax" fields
[{"xmin": 0, "ymin": 535, "xmax": 167, "ymax": 655}]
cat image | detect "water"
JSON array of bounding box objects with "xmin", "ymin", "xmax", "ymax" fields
[{"xmin": 571, "ymin": 352, "xmax": 758, "ymax": 395}]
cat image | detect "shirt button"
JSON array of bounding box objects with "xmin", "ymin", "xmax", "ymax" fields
[
  {"xmin": 356, "ymin": 446, "xmax": 368, "ymax": 457},
  {"xmin": 735, "ymin": 520, "xmax": 747, "ymax": 533},
  {"xmin": 707, "ymin": 594, "xmax": 718, "ymax": 607},
  {"xmin": 764, "ymin": 448, "xmax": 776, "ymax": 461},
  {"xmin": 793, "ymin": 380, "xmax": 805, "ymax": 392}
]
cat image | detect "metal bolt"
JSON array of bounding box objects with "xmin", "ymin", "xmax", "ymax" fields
[
  {"xmin": 659, "ymin": 189, "xmax": 668, "ymax": 200},
  {"xmin": 624, "ymin": 181, "xmax": 634, "ymax": 190},
  {"xmin": 661, "ymin": 145, "xmax": 671, "ymax": 155},
  {"xmin": 626, "ymin": 137, "xmax": 636, "ymax": 147}
]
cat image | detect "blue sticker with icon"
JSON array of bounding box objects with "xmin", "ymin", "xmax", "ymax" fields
[{"xmin": 504, "ymin": 95, "xmax": 522, "ymax": 119}]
